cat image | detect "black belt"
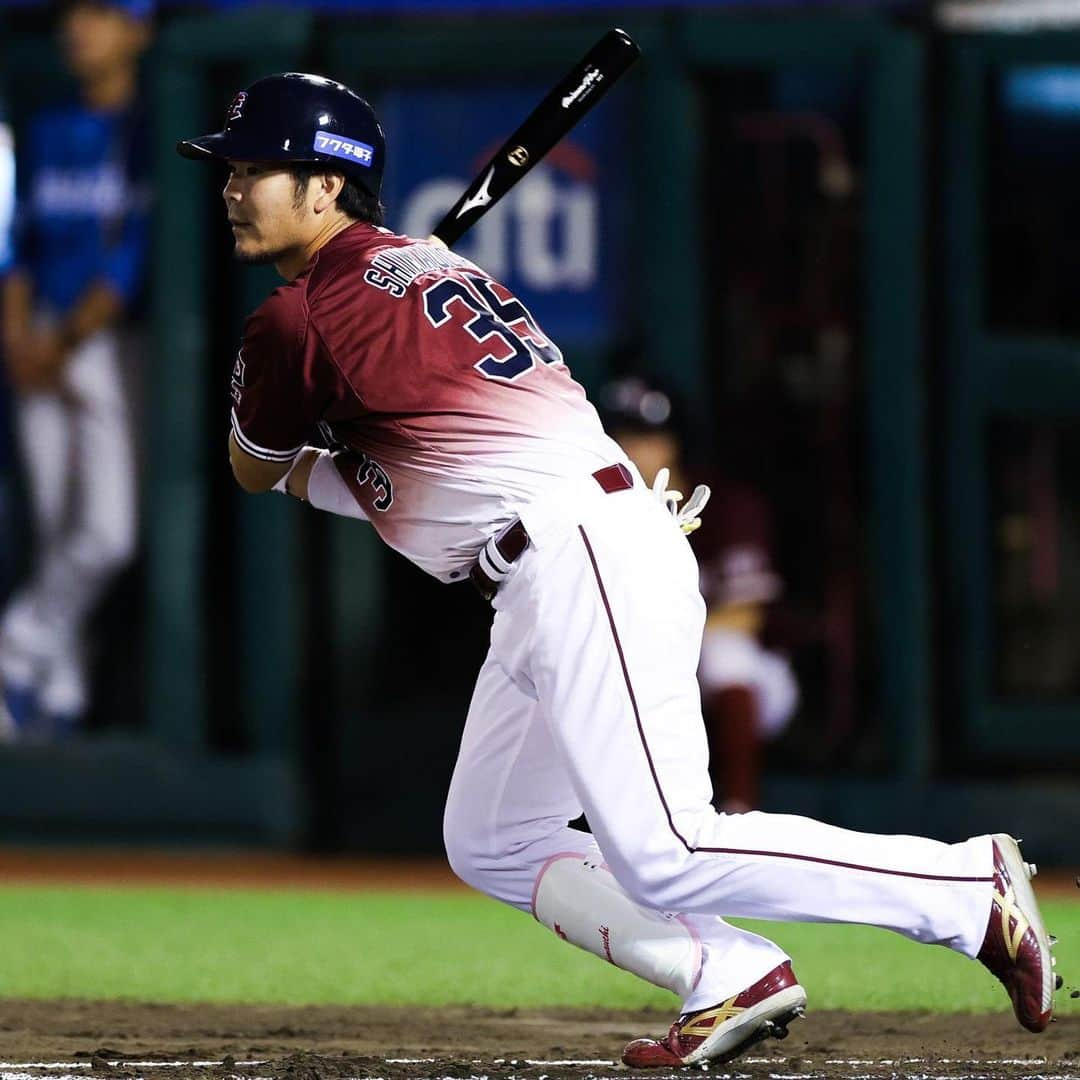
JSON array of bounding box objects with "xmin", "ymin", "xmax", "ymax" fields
[{"xmin": 470, "ymin": 464, "xmax": 634, "ymax": 601}]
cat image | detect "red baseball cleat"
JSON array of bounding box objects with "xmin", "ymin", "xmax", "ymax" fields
[
  {"xmin": 621, "ymin": 961, "xmax": 807, "ymax": 1068},
  {"xmin": 977, "ymin": 834, "xmax": 1056, "ymax": 1033}
]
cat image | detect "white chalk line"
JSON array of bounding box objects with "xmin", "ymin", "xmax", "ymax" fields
[
  {"xmin": 826, "ymin": 1061, "xmax": 1055, "ymax": 1068},
  {"xmin": 2, "ymin": 1074, "xmax": 87, "ymax": 1080},
  {"xmin": 4, "ymin": 1056, "xmax": 1080, "ymax": 1080}
]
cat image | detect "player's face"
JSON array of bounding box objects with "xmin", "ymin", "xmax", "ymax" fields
[
  {"xmin": 223, "ymin": 162, "xmax": 313, "ymax": 266},
  {"xmin": 60, "ymin": 3, "xmax": 148, "ymax": 82}
]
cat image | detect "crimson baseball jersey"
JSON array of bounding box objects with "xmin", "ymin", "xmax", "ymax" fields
[{"xmin": 230, "ymin": 222, "xmax": 627, "ymax": 581}]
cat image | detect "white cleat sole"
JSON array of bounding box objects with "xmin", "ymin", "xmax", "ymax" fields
[
  {"xmin": 993, "ymin": 833, "xmax": 1055, "ymax": 1017},
  {"xmin": 683, "ymin": 984, "xmax": 808, "ymax": 1066}
]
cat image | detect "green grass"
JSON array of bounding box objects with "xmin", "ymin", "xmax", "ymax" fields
[{"xmin": 0, "ymin": 885, "xmax": 1076, "ymax": 1014}]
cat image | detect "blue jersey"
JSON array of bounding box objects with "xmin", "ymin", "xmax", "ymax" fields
[{"xmin": 13, "ymin": 99, "xmax": 151, "ymax": 316}]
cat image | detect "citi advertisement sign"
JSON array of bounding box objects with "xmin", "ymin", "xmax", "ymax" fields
[{"xmin": 379, "ymin": 85, "xmax": 628, "ymax": 348}]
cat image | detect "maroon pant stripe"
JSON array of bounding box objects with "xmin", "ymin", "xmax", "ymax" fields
[
  {"xmin": 577, "ymin": 526, "xmax": 993, "ymax": 886},
  {"xmin": 578, "ymin": 525, "xmax": 695, "ymax": 852}
]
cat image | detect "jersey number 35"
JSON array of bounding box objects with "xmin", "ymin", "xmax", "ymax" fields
[{"xmin": 423, "ymin": 273, "xmax": 563, "ymax": 383}]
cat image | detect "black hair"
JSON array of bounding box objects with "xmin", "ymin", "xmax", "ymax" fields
[{"xmin": 289, "ymin": 163, "xmax": 385, "ymax": 226}]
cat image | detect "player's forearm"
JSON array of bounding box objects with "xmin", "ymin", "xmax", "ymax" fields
[
  {"xmin": 57, "ymin": 279, "xmax": 124, "ymax": 351},
  {"xmin": 1, "ymin": 270, "xmax": 33, "ymax": 349},
  {"xmin": 228, "ymin": 430, "xmax": 292, "ymax": 493}
]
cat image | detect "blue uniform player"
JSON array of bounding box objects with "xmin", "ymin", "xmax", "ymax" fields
[
  {"xmin": 0, "ymin": 0, "xmax": 152, "ymax": 737},
  {"xmin": 0, "ymin": 93, "xmax": 16, "ymax": 741},
  {"xmin": 0, "ymin": 95, "xmax": 15, "ymax": 482},
  {"xmin": 0, "ymin": 98, "xmax": 12, "ymax": 278}
]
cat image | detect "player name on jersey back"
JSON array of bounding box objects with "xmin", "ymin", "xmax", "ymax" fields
[{"xmin": 363, "ymin": 241, "xmax": 468, "ymax": 298}]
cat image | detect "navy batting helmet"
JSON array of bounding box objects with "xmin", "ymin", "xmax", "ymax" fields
[
  {"xmin": 598, "ymin": 376, "xmax": 682, "ymax": 435},
  {"xmin": 177, "ymin": 72, "xmax": 385, "ymax": 197}
]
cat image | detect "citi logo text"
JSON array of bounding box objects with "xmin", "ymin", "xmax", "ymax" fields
[{"xmin": 400, "ymin": 162, "xmax": 598, "ymax": 290}]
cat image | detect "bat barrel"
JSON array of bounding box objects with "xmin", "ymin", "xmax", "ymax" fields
[{"xmin": 432, "ymin": 28, "xmax": 641, "ymax": 247}]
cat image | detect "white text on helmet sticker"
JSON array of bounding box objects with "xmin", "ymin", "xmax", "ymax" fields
[{"xmin": 314, "ymin": 130, "xmax": 374, "ymax": 167}]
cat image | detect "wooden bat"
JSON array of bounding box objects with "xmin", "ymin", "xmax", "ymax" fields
[{"xmin": 430, "ymin": 28, "xmax": 640, "ymax": 248}]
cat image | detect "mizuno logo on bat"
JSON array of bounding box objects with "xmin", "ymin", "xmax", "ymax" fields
[{"xmin": 456, "ymin": 166, "xmax": 495, "ymax": 218}]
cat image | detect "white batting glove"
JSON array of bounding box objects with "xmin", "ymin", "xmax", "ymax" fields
[{"xmin": 652, "ymin": 467, "xmax": 711, "ymax": 535}]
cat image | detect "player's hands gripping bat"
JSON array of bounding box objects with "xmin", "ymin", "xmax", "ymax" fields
[{"xmin": 429, "ymin": 28, "xmax": 640, "ymax": 248}]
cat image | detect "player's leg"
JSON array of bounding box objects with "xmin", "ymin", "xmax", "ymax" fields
[
  {"xmin": 515, "ymin": 486, "xmax": 1051, "ymax": 1046},
  {"xmin": 444, "ymin": 647, "xmax": 594, "ymax": 909},
  {"xmin": 33, "ymin": 330, "xmax": 137, "ymax": 726},
  {"xmin": 68, "ymin": 330, "xmax": 138, "ymax": 577},
  {"xmin": 524, "ymin": 491, "xmax": 989, "ymax": 940},
  {"xmin": 0, "ymin": 385, "xmax": 73, "ymax": 724},
  {"xmin": 445, "ymin": 646, "xmax": 790, "ymax": 1009}
]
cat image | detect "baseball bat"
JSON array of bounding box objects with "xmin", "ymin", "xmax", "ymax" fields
[{"xmin": 430, "ymin": 28, "xmax": 640, "ymax": 248}]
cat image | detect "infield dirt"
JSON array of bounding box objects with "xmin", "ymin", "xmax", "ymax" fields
[{"xmin": 1, "ymin": 1000, "xmax": 1078, "ymax": 1080}]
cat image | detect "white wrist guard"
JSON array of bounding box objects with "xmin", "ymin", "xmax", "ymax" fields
[
  {"xmin": 307, "ymin": 450, "xmax": 370, "ymax": 521},
  {"xmin": 532, "ymin": 855, "xmax": 702, "ymax": 998}
]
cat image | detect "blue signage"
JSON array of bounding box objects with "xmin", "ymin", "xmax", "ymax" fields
[{"xmin": 378, "ymin": 84, "xmax": 630, "ymax": 350}]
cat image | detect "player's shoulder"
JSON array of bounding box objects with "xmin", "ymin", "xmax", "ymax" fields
[
  {"xmin": 245, "ymin": 278, "xmax": 309, "ymax": 347},
  {"xmin": 326, "ymin": 223, "xmax": 488, "ymax": 303},
  {"xmin": 311, "ymin": 222, "xmax": 426, "ymax": 270}
]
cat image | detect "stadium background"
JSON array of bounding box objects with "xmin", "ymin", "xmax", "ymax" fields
[{"xmin": 0, "ymin": 0, "xmax": 1078, "ymax": 865}]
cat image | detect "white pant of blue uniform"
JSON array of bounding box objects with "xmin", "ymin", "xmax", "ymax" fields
[
  {"xmin": 0, "ymin": 327, "xmax": 137, "ymax": 721},
  {"xmin": 443, "ymin": 471, "xmax": 993, "ymax": 1011}
]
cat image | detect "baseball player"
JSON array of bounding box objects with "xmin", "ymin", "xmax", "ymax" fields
[
  {"xmin": 695, "ymin": 528, "xmax": 798, "ymax": 811},
  {"xmin": 179, "ymin": 73, "xmax": 1056, "ymax": 1067},
  {"xmin": 0, "ymin": 93, "xmax": 16, "ymax": 743},
  {"xmin": 0, "ymin": 0, "xmax": 152, "ymax": 736},
  {"xmin": 601, "ymin": 376, "xmax": 798, "ymax": 812},
  {"xmin": 0, "ymin": 96, "xmax": 13, "ymax": 281}
]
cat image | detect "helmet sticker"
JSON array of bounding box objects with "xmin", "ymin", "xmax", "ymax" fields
[
  {"xmin": 314, "ymin": 130, "xmax": 374, "ymax": 168},
  {"xmin": 226, "ymin": 91, "xmax": 247, "ymax": 124}
]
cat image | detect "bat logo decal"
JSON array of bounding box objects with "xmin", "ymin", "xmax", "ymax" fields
[
  {"xmin": 561, "ymin": 66, "xmax": 603, "ymax": 109},
  {"xmin": 455, "ymin": 165, "xmax": 496, "ymax": 219},
  {"xmin": 429, "ymin": 29, "xmax": 639, "ymax": 248}
]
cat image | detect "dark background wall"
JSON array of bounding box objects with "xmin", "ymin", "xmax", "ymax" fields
[{"xmin": 1, "ymin": 1, "xmax": 1079, "ymax": 858}]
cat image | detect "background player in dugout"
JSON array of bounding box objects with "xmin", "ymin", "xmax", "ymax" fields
[
  {"xmin": 178, "ymin": 73, "xmax": 1057, "ymax": 1069},
  {"xmin": 0, "ymin": 0, "xmax": 152, "ymax": 737},
  {"xmin": 0, "ymin": 93, "xmax": 16, "ymax": 741},
  {"xmin": 600, "ymin": 375, "xmax": 799, "ymax": 812}
]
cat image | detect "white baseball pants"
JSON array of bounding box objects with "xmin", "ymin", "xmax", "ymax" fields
[
  {"xmin": 444, "ymin": 474, "xmax": 993, "ymax": 1011},
  {"xmin": 0, "ymin": 328, "xmax": 138, "ymax": 717}
]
